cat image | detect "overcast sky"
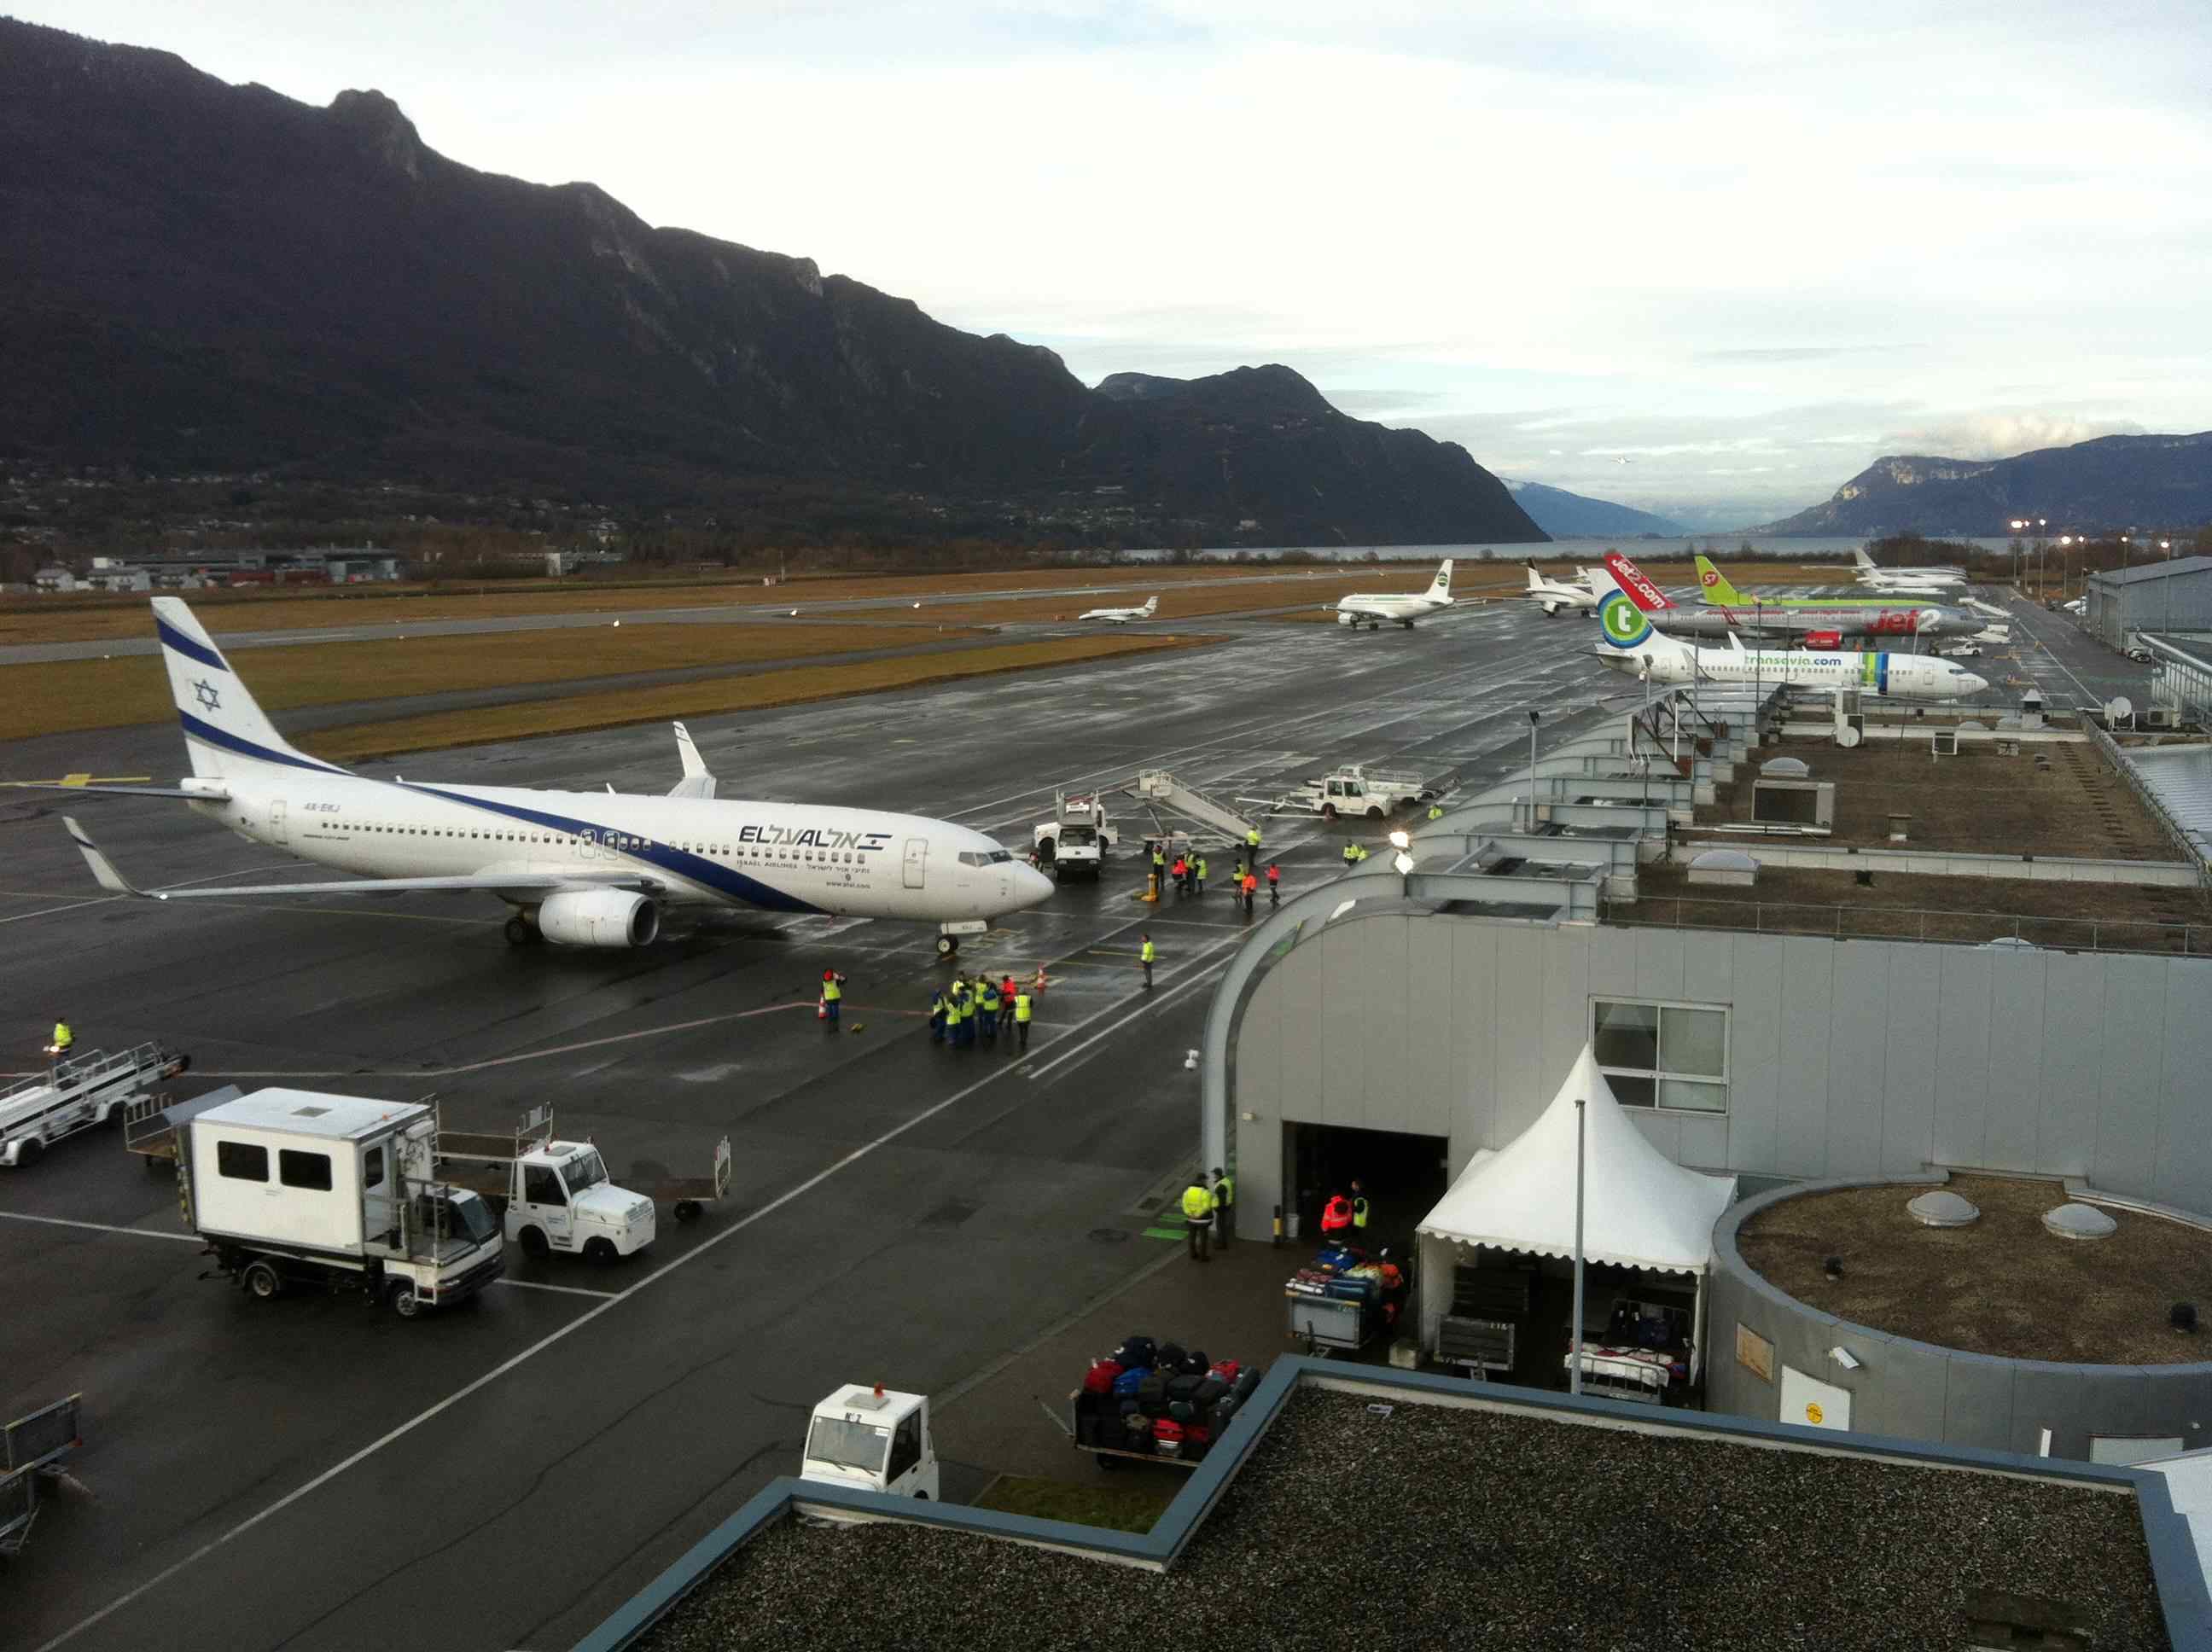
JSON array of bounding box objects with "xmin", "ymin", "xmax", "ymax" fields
[{"xmin": 19, "ymin": 1, "xmax": 2209, "ymax": 527}]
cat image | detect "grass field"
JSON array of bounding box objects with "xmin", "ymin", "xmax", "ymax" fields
[
  {"xmin": 968, "ymin": 1473, "xmax": 1176, "ymax": 1534},
  {"xmin": 300, "ymin": 632, "xmax": 1211, "ymax": 762},
  {"xmin": 0, "ymin": 622, "xmax": 992, "ymax": 740}
]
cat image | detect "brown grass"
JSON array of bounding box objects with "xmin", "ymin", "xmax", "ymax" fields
[
  {"xmin": 1738, "ymin": 1175, "xmax": 2212, "ymax": 1364},
  {"xmin": 300, "ymin": 632, "xmax": 1214, "ymax": 762},
  {"xmin": 0, "ymin": 623, "xmax": 993, "ymax": 741}
]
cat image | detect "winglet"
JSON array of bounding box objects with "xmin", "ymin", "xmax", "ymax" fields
[
  {"xmin": 668, "ymin": 721, "xmax": 717, "ymax": 800},
  {"xmin": 62, "ymin": 815, "xmax": 154, "ymax": 898}
]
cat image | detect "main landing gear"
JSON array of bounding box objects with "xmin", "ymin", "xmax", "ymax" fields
[{"xmin": 504, "ymin": 910, "xmax": 544, "ymax": 947}]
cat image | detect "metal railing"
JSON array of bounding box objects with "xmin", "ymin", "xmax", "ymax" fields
[
  {"xmin": 2084, "ymin": 718, "xmax": 2212, "ymax": 892},
  {"xmin": 1608, "ymin": 894, "xmax": 2209, "ymax": 956}
]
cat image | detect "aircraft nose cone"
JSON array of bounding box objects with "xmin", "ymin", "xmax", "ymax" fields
[
  {"xmin": 1015, "ymin": 864, "xmax": 1056, "ymax": 908},
  {"xmin": 1962, "ymin": 672, "xmax": 1989, "ymax": 696}
]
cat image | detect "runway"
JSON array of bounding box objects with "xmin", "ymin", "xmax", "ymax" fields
[{"xmin": 0, "ymin": 594, "xmax": 1638, "ymax": 1652}]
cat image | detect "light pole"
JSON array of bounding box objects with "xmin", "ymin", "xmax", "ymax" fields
[
  {"xmin": 1526, "ymin": 709, "xmax": 1540, "ymax": 830},
  {"xmin": 1569, "ymin": 1096, "xmax": 1588, "ymax": 1397}
]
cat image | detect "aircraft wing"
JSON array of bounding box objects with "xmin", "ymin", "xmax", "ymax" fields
[
  {"xmin": 64, "ymin": 816, "xmax": 661, "ymax": 902},
  {"xmin": 3, "ymin": 782, "xmax": 230, "ymax": 800},
  {"xmin": 667, "ymin": 720, "xmax": 717, "ymax": 800}
]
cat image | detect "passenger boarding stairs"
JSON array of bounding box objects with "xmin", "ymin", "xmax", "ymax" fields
[{"xmin": 1125, "ymin": 769, "xmax": 1261, "ymax": 846}]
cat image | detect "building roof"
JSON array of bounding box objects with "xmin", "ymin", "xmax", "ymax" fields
[
  {"xmin": 2090, "ymin": 556, "xmax": 2212, "ymax": 588},
  {"xmin": 2122, "ymin": 742, "xmax": 2212, "ymax": 867},
  {"xmin": 1417, "ymin": 1047, "xmax": 1738, "ymax": 1275},
  {"xmin": 199, "ymin": 1086, "xmax": 425, "ymax": 1142},
  {"xmin": 628, "ymin": 1377, "xmax": 2180, "ymax": 1652}
]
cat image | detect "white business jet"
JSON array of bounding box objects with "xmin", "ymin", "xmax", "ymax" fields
[
  {"xmin": 1522, "ymin": 564, "xmax": 1598, "ymax": 617},
  {"xmin": 1849, "ymin": 548, "xmax": 1966, "ymax": 592},
  {"xmin": 1589, "ymin": 557, "xmax": 1988, "ymax": 701},
  {"xmin": 1335, "ymin": 559, "xmax": 1457, "ymax": 630},
  {"xmin": 56, "ymin": 599, "xmax": 1053, "ymax": 956},
  {"xmin": 1078, "ymin": 594, "xmax": 1158, "ymax": 623}
]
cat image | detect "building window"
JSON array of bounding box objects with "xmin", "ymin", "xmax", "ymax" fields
[{"xmin": 1592, "ymin": 998, "xmax": 1728, "ymax": 1112}]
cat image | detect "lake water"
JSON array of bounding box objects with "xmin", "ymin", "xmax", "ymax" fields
[{"xmin": 1127, "ymin": 536, "xmax": 2025, "ymax": 565}]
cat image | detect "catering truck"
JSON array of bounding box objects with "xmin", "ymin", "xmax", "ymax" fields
[
  {"xmin": 798, "ymin": 1384, "xmax": 940, "ymax": 1503},
  {"xmin": 178, "ymin": 1087, "xmax": 504, "ymax": 1318},
  {"xmin": 436, "ymin": 1104, "xmax": 658, "ymax": 1262}
]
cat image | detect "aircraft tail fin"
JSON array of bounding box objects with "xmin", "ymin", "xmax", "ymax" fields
[
  {"xmin": 1694, "ymin": 554, "xmax": 1749, "ymax": 606},
  {"xmin": 1141, "ymin": 595, "xmax": 1158, "ymax": 616},
  {"xmin": 1425, "ymin": 560, "xmax": 1453, "ymax": 602},
  {"xmin": 1525, "ymin": 565, "xmax": 1546, "ymax": 591},
  {"xmin": 1851, "ymin": 548, "xmax": 1876, "ymax": 570},
  {"xmin": 151, "ymin": 597, "xmax": 347, "ymax": 781},
  {"xmin": 1588, "ymin": 566, "xmax": 1688, "ymax": 660},
  {"xmin": 1602, "ymin": 551, "xmax": 1674, "ymax": 611},
  {"xmin": 668, "ymin": 721, "xmax": 717, "ymax": 800}
]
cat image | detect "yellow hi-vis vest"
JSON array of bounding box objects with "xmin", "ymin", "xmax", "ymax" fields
[
  {"xmin": 981, "ymin": 986, "xmax": 1000, "ymax": 1013},
  {"xmin": 1352, "ymin": 1195, "xmax": 1371, "ymax": 1229},
  {"xmin": 1141, "ymin": 939, "xmax": 1156, "ymax": 963},
  {"xmin": 1343, "ymin": 842, "xmax": 1360, "ymax": 864},
  {"xmin": 1014, "ymin": 992, "xmax": 1033, "ymax": 1023},
  {"xmin": 1216, "ymin": 1173, "xmax": 1235, "ymax": 1208},
  {"xmin": 52, "ymin": 1021, "xmax": 73, "ymax": 1050},
  {"xmin": 1181, "ymin": 1184, "xmax": 1213, "ymax": 1220},
  {"xmin": 822, "ymin": 978, "xmax": 841, "ymax": 1002}
]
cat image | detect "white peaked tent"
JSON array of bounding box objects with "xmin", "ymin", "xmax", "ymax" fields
[{"xmin": 1417, "ymin": 1046, "xmax": 1738, "ymax": 1377}]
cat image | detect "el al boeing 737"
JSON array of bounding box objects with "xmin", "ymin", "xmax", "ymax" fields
[{"xmin": 55, "ymin": 598, "xmax": 1052, "ymax": 954}]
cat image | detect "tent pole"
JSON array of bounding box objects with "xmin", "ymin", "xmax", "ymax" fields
[{"xmin": 1570, "ymin": 1096, "xmax": 1586, "ymax": 1396}]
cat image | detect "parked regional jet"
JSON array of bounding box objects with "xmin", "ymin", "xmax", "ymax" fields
[
  {"xmin": 1591, "ymin": 559, "xmax": 1988, "ymax": 701},
  {"xmin": 1849, "ymin": 549, "xmax": 1966, "ymax": 592},
  {"xmin": 1686, "ymin": 556, "xmax": 1981, "ymax": 641},
  {"xmin": 1336, "ymin": 560, "xmax": 1456, "ymax": 630},
  {"xmin": 1079, "ymin": 595, "xmax": 1158, "ymax": 623},
  {"xmin": 55, "ymin": 599, "xmax": 1053, "ymax": 955},
  {"xmin": 1522, "ymin": 565, "xmax": 1598, "ymax": 617}
]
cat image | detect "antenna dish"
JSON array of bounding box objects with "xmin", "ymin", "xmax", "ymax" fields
[
  {"xmin": 2107, "ymin": 695, "xmax": 2133, "ymax": 722},
  {"xmin": 1835, "ymin": 724, "xmax": 1863, "ymax": 748}
]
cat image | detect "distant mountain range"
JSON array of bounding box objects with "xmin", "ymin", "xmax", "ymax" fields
[
  {"xmin": 1752, "ymin": 432, "xmax": 2212, "ymax": 536},
  {"xmin": 0, "ymin": 20, "xmax": 1544, "ymax": 548},
  {"xmin": 1503, "ymin": 481, "xmax": 1685, "ymax": 538}
]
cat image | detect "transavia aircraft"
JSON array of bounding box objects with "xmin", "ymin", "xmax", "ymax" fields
[
  {"xmin": 1679, "ymin": 556, "xmax": 1982, "ymax": 642},
  {"xmin": 55, "ymin": 598, "xmax": 1054, "ymax": 955},
  {"xmin": 1522, "ymin": 565, "xmax": 1599, "ymax": 617},
  {"xmin": 1590, "ymin": 560, "xmax": 1989, "ymax": 701},
  {"xmin": 1077, "ymin": 594, "xmax": 1158, "ymax": 623},
  {"xmin": 1850, "ymin": 548, "xmax": 1966, "ymax": 593},
  {"xmin": 1336, "ymin": 559, "xmax": 1456, "ymax": 629}
]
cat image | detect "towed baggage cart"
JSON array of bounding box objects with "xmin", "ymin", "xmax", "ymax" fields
[
  {"xmin": 2, "ymin": 1041, "xmax": 189, "ymax": 1167},
  {"xmin": 0, "ymin": 1393, "xmax": 84, "ymax": 1556},
  {"xmin": 1056, "ymin": 1391, "xmax": 1206, "ymax": 1471},
  {"xmin": 626, "ymin": 1135, "xmax": 734, "ymax": 1224}
]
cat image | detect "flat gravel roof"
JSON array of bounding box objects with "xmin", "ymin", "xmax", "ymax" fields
[{"xmin": 638, "ymin": 1387, "xmax": 2168, "ymax": 1652}]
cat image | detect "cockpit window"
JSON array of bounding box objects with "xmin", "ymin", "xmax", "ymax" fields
[{"xmin": 957, "ymin": 850, "xmax": 1016, "ymax": 867}]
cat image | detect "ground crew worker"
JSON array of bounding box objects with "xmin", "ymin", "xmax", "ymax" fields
[
  {"xmin": 1195, "ymin": 854, "xmax": 1208, "ymax": 896},
  {"xmin": 998, "ymin": 974, "xmax": 1017, "ymax": 1038},
  {"xmin": 1140, "ymin": 934, "xmax": 1155, "ymax": 989},
  {"xmin": 948, "ymin": 979, "xmax": 969, "ymax": 1048},
  {"xmin": 1342, "ymin": 841, "xmax": 1362, "ymax": 869},
  {"xmin": 1172, "ymin": 853, "xmax": 1189, "ymax": 897},
  {"xmin": 1013, "ymin": 986, "xmax": 1033, "ymax": 1050},
  {"xmin": 1245, "ymin": 825, "xmax": 1261, "ymax": 862},
  {"xmin": 1181, "ymin": 1173, "xmax": 1214, "ymax": 1263},
  {"xmin": 49, "ymin": 1014, "xmax": 73, "ymax": 1076},
  {"xmin": 958, "ymin": 978, "xmax": 976, "ymax": 1049},
  {"xmin": 1150, "ymin": 841, "xmax": 1166, "ymax": 893},
  {"xmin": 1354, "ymin": 844, "xmax": 1371, "ymax": 864},
  {"xmin": 1428, "ymin": 801, "xmax": 1446, "ymax": 821},
  {"xmin": 978, "ymin": 978, "xmax": 1000, "ymax": 1045},
  {"xmin": 1266, "ymin": 862, "xmax": 1281, "ymax": 905},
  {"xmin": 1243, "ymin": 869, "xmax": 1259, "ymax": 912},
  {"xmin": 1213, "ymin": 1166, "xmax": 1235, "ymax": 1249},
  {"xmin": 1351, "ymin": 1178, "xmax": 1371, "ymax": 1240},
  {"xmin": 820, "ymin": 969, "xmax": 846, "ymax": 1030},
  {"xmin": 1320, "ymin": 1190, "xmax": 1354, "ymax": 1238},
  {"xmin": 928, "ymin": 988, "xmax": 946, "ymax": 1044}
]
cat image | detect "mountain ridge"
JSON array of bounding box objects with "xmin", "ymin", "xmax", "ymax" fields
[
  {"xmin": 1503, "ymin": 480, "xmax": 1685, "ymax": 538},
  {"xmin": 0, "ymin": 20, "xmax": 1545, "ymax": 548}
]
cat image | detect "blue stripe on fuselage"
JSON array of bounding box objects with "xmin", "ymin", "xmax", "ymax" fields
[
  {"xmin": 157, "ymin": 618, "xmax": 230, "ymax": 671},
  {"xmin": 178, "ymin": 711, "xmax": 350, "ymax": 774},
  {"xmin": 398, "ymin": 782, "xmax": 825, "ymax": 915}
]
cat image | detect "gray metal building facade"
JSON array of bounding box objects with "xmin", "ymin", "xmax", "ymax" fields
[
  {"xmin": 1225, "ymin": 912, "xmax": 2212, "ymax": 1239},
  {"xmin": 2084, "ymin": 556, "xmax": 2212, "ymax": 648}
]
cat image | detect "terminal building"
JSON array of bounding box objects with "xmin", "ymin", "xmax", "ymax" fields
[{"xmin": 2084, "ymin": 556, "xmax": 2212, "ymax": 649}]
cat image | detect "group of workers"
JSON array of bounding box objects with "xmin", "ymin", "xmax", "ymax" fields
[
  {"xmin": 929, "ymin": 973, "xmax": 1034, "ymax": 1050},
  {"xmin": 1179, "ymin": 1166, "xmax": 1237, "ymax": 1261},
  {"xmin": 1318, "ymin": 1181, "xmax": 1373, "ymax": 1242},
  {"xmin": 1148, "ymin": 827, "xmax": 1283, "ymax": 916}
]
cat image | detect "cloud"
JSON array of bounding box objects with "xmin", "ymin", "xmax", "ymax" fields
[{"xmin": 1879, "ymin": 413, "xmax": 2149, "ymax": 461}]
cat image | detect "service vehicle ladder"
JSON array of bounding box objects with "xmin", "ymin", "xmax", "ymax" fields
[
  {"xmin": 1126, "ymin": 769, "xmax": 1261, "ymax": 845},
  {"xmin": 1, "ymin": 1042, "xmax": 188, "ymax": 1167}
]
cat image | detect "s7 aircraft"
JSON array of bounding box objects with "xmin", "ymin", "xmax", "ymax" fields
[{"xmin": 56, "ymin": 598, "xmax": 1053, "ymax": 955}]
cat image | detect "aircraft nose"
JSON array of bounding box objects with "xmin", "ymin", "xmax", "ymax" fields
[
  {"xmin": 1962, "ymin": 672, "xmax": 1989, "ymax": 697},
  {"xmin": 1014, "ymin": 864, "xmax": 1056, "ymax": 908}
]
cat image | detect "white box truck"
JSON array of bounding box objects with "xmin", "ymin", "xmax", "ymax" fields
[
  {"xmin": 180, "ymin": 1088, "xmax": 504, "ymax": 1318},
  {"xmin": 798, "ymin": 1384, "xmax": 940, "ymax": 1504}
]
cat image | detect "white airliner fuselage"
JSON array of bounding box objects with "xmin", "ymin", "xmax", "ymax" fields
[
  {"xmin": 59, "ymin": 598, "xmax": 1053, "ymax": 951},
  {"xmin": 1523, "ymin": 565, "xmax": 1598, "ymax": 616},
  {"xmin": 1336, "ymin": 559, "xmax": 1457, "ymax": 629}
]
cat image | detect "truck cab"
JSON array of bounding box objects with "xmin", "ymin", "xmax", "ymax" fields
[
  {"xmin": 800, "ymin": 1385, "xmax": 940, "ymax": 1502},
  {"xmin": 504, "ymin": 1142, "xmax": 655, "ymax": 1262}
]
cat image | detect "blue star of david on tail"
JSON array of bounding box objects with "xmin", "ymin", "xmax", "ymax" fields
[{"xmin": 192, "ymin": 678, "xmax": 221, "ymax": 713}]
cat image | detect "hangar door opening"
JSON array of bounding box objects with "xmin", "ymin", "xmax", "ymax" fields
[{"xmin": 1286, "ymin": 1123, "xmax": 1448, "ymax": 1257}]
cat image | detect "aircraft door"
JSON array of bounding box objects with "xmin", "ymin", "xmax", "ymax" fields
[
  {"xmin": 903, "ymin": 836, "xmax": 928, "ymax": 890},
  {"xmin": 270, "ymin": 799, "xmax": 288, "ymax": 844}
]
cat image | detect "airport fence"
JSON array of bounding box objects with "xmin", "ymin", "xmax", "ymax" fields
[{"xmin": 1609, "ymin": 895, "xmax": 2211, "ymax": 957}]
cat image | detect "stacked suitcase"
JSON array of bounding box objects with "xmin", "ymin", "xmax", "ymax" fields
[{"xmin": 1073, "ymin": 1334, "xmax": 1261, "ymax": 1462}]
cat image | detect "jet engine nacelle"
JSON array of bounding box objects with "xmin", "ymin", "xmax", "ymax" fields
[
  {"xmin": 1805, "ymin": 630, "xmax": 1842, "ymax": 649},
  {"xmin": 1540, "ymin": 601, "xmax": 1562, "ymax": 617},
  {"xmin": 536, "ymin": 889, "xmax": 661, "ymax": 947},
  {"xmin": 1336, "ymin": 611, "xmax": 1356, "ymax": 626}
]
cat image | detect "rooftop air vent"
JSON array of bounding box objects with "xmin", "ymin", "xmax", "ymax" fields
[
  {"xmin": 1760, "ymin": 756, "xmax": 1812, "ymax": 778},
  {"xmin": 1686, "ymin": 848, "xmax": 1758, "ymax": 887},
  {"xmin": 2042, "ymin": 1203, "xmax": 2118, "ymax": 1242},
  {"xmin": 1906, "ymin": 1190, "xmax": 1981, "ymax": 1228},
  {"xmin": 291, "ymin": 1105, "xmax": 331, "ymax": 1118}
]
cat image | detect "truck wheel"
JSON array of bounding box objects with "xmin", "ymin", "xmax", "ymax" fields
[
  {"xmin": 388, "ymin": 1282, "xmax": 422, "ymax": 1319},
  {"xmin": 18, "ymin": 1137, "xmax": 42, "ymax": 1167},
  {"xmin": 583, "ymin": 1236, "xmax": 618, "ymax": 1265},
  {"xmin": 1366, "ymin": 806, "xmax": 1384, "ymax": 820},
  {"xmin": 145, "ymin": 1153, "xmax": 171, "ymax": 1174},
  {"xmin": 672, "ymin": 1200, "xmax": 701, "ymax": 1224},
  {"xmin": 1094, "ymin": 1451, "xmax": 1122, "ymax": 1473},
  {"xmin": 1320, "ymin": 804, "xmax": 1337, "ymax": 821},
  {"xmin": 935, "ymin": 935, "xmax": 958, "ymax": 958},
  {"xmin": 914, "ymin": 1491, "xmax": 930, "ymax": 1500},
  {"xmin": 520, "ymin": 1226, "xmax": 550, "ymax": 1259},
  {"xmin": 242, "ymin": 1261, "xmax": 282, "ymax": 1300}
]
